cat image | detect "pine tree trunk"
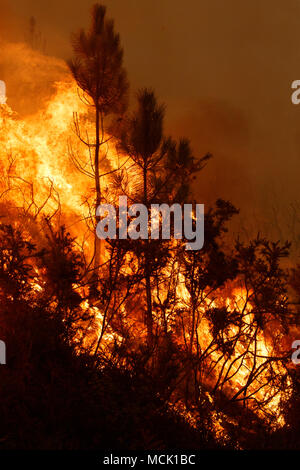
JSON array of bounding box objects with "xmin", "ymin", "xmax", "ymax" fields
[
  {"xmin": 93, "ymin": 106, "xmax": 102, "ymax": 279},
  {"xmin": 143, "ymin": 167, "xmax": 153, "ymax": 346}
]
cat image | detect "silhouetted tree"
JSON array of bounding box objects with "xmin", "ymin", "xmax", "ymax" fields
[
  {"xmin": 25, "ymin": 17, "xmax": 46, "ymax": 53},
  {"xmin": 68, "ymin": 3, "xmax": 129, "ymax": 283},
  {"xmin": 118, "ymin": 88, "xmax": 210, "ymax": 345}
]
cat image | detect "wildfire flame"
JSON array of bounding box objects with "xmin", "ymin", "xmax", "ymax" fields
[{"xmin": 0, "ymin": 40, "xmax": 291, "ymax": 437}]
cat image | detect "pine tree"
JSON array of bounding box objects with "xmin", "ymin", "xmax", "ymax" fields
[
  {"xmin": 68, "ymin": 3, "xmax": 129, "ymax": 285},
  {"xmin": 119, "ymin": 88, "xmax": 210, "ymax": 345}
]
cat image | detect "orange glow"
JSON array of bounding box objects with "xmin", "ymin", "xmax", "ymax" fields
[{"xmin": 0, "ymin": 41, "xmax": 291, "ymax": 434}]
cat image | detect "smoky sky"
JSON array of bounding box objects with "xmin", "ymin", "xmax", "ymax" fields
[{"xmin": 2, "ymin": 0, "xmax": 300, "ymax": 245}]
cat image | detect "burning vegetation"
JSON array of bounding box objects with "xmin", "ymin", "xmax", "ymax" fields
[{"xmin": 0, "ymin": 3, "xmax": 299, "ymax": 450}]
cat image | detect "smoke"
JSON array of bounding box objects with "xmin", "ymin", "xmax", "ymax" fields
[
  {"xmin": 0, "ymin": 41, "xmax": 69, "ymax": 116},
  {"xmin": 167, "ymin": 99, "xmax": 252, "ymax": 205},
  {"xmin": 0, "ymin": 0, "xmax": 19, "ymax": 40},
  {"xmin": 1, "ymin": 0, "xmax": 300, "ymax": 258},
  {"xmin": 0, "ymin": 0, "xmax": 71, "ymax": 116}
]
